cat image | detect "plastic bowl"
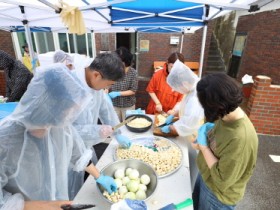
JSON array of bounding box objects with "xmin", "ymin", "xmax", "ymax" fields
[
  {"xmin": 96, "ymin": 159, "xmax": 158, "ymax": 203},
  {"xmin": 125, "ymin": 114, "xmax": 153, "ymax": 133}
]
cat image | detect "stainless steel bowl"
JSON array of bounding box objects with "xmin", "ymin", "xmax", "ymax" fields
[{"xmin": 96, "ymin": 159, "xmax": 158, "ymax": 203}]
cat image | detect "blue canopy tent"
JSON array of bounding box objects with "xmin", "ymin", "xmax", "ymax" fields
[{"xmin": 107, "ymin": 0, "xmax": 258, "ymax": 77}]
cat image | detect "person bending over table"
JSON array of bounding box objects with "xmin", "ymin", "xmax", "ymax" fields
[
  {"xmin": 0, "ymin": 64, "xmax": 117, "ymax": 210},
  {"xmin": 160, "ymin": 60, "xmax": 204, "ymax": 137}
]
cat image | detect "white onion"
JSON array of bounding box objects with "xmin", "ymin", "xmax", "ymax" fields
[
  {"xmin": 138, "ymin": 184, "xmax": 147, "ymax": 191},
  {"xmin": 128, "ymin": 169, "xmax": 139, "ymax": 180},
  {"xmin": 125, "ymin": 168, "xmax": 133, "ymax": 176},
  {"xmin": 124, "ymin": 192, "xmax": 136, "ymax": 200},
  {"xmin": 118, "ymin": 186, "xmax": 128, "ymax": 195},
  {"xmin": 122, "ymin": 176, "xmax": 130, "ymax": 185},
  {"xmin": 140, "ymin": 174, "xmax": 151, "ymax": 185},
  {"xmin": 114, "ymin": 178, "xmax": 122, "ymax": 188},
  {"xmin": 127, "ymin": 180, "xmax": 139, "ymax": 193},
  {"xmin": 114, "ymin": 169, "xmax": 125, "ymax": 179},
  {"xmin": 135, "ymin": 190, "xmax": 147, "ymax": 200}
]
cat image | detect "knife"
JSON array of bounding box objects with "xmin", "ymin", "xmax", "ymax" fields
[
  {"xmin": 159, "ymin": 198, "xmax": 193, "ymax": 210},
  {"xmin": 112, "ymin": 115, "xmax": 136, "ymax": 131},
  {"xmin": 61, "ymin": 204, "xmax": 95, "ymax": 210}
]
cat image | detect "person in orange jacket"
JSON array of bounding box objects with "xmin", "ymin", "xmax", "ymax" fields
[{"xmin": 146, "ymin": 52, "xmax": 184, "ymax": 114}]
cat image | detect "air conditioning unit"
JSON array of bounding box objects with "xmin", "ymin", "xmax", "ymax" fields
[{"xmin": 170, "ymin": 36, "xmax": 179, "ymax": 45}]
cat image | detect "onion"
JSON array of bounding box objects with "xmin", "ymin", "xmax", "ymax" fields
[
  {"xmin": 124, "ymin": 192, "xmax": 136, "ymax": 200},
  {"xmin": 122, "ymin": 176, "xmax": 130, "ymax": 185},
  {"xmin": 118, "ymin": 186, "xmax": 128, "ymax": 195},
  {"xmin": 125, "ymin": 168, "xmax": 133, "ymax": 176},
  {"xmin": 138, "ymin": 184, "xmax": 147, "ymax": 191},
  {"xmin": 126, "ymin": 180, "xmax": 139, "ymax": 193},
  {"xmin": 128, "ymin": 169, "xmax": 139, "ymax": 180},
  {"xmin": 114, "ymin": 178, "xmax": 122, "ymax": 188},
  {"xmin": 114, "ymin": 169, "xmax": 125, "ymax": 179},
  {"xmin": 140, "ymin": 174, "xmax": 151, "ymax": 185},
  {"xmin": 135, "ymin": 190, "xmax": 147, "ymax": 200}
]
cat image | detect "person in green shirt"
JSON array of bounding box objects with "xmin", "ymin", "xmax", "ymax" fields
[{"xmin": 192, "ymin": 73, "xmax": 258, "ymax": 210}]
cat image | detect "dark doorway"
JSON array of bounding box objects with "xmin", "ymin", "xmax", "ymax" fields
[
  {"xmin": 228, "ymin": 33, "xmax": 247, "ymax": 78},
  {"xmin": 116, "ymin": 33, "xmax": 137, "ymax": 69}
]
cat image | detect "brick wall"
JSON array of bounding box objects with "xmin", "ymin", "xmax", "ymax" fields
[
  {"xmin": 95, "ymin": 33, "xmax": 116, "ymax": 53},
  {"xmin": 247, "ymin": 75, "xmax": 280, "ymax": 135},
  {"xmin": 137, "ymin": 23, "xmax": 214, "ymax": 78},
  {"xmin": 135, "ymin": 78, "xmax": 150, "ymax": 109},
  {"xmin": 236, "ymin": 9, "xmax": 280, "ymax": 84},
  {"xmin": 0, "ymin": 30, "xmax": 15, "ymax": 57}
]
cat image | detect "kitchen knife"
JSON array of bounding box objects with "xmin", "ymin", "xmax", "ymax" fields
[
  {"xmin": 159, "ymin": 198, "xmax": 193, "ymax": 210},
  {"xmin": 112, "ymin": 115, "xmax": 136, "ymax": 131},
  {"xmin": 60, "ymin": 204, "xmax": 95, "ymax": 210}
]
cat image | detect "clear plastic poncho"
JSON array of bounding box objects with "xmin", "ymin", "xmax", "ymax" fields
[
  {"xmin": 72, "ymin": 67, "xmax": 120, "ymax": 149},
  {"xmin": 167, "ymin": 60, "xmax": 204, "ymax": 136},
  {"xmin": 0, "ymin": 64, "xmax": 93, "ymax": 210}
]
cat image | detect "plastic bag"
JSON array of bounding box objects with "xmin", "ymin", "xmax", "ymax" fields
[
  {"xmin": 110, "ymin": 199, "xmax": 148, "ymax": 210},
  {"xmin": 241, "ymin": 74, "xmax": 254, "ymax": 84}
]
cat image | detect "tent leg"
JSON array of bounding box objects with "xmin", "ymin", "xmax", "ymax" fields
[
  {"xmin": 23, "ymin": 23, "xmax": 35, "ymax": 70},
  {"xmin": 198, "ymin": 23, "xmax": 208, "ymax": 78},
  {"xmin": 180, "ymin": 32, "xmax": 184, "ymax": 53},
  {"xmin": 91, "ymin": 31, "xmax": 96, "ymax": 58}
]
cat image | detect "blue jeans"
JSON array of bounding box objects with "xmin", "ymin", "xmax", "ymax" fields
[{"xmin": 192, "ymin": 174, "xmax": 236, "ymax": 210}]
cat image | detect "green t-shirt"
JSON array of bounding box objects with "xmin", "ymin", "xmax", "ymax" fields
[{"xmin": 197, "ymin": 114, "xmax": 258, "ymax": 205}]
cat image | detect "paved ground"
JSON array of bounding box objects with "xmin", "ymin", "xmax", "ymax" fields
[{"xmin": 236, "ymin": 134, "xmax": 280, "ymax": 210}]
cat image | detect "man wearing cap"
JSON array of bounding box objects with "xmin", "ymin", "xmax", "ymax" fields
[{"xmin": 22, "ymin": 43, "xmax": 40, "ymax": 72}]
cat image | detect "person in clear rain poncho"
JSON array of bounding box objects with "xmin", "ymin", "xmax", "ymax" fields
[
  {"xmin": 67, "ymin": 52, "xmax": 132, "ymax": 199},
  {"xmin": 72, "ymin": 52, "xmax": 131, "ymax": 152},
  {"xmin": 160, "ymin": 59, "xmax": 204, "ymax": 138},
  {"xmin": 0, "ymin": 64, "xmax": 117, "ymax": 210}
]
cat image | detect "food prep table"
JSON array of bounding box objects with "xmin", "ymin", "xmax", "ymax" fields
[{"xmin": 74, "ymin": 115, "xmax": 194, "ymax": 210}]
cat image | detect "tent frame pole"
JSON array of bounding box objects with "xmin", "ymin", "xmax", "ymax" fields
[{"xmin": 198, "ymin": 22, "xmax": 207, "ymax": 78}]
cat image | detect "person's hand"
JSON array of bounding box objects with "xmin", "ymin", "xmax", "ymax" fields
[
  {"xmin": 196, "ymin": 122, "xmax": 215, "ymax": 146},
  {"xmin": 115, "ymin": 134, "xmax": 131, "ymax": 148},
  {"xmin": 161, "ymin": 125, "xmax": 170, "ymax": 133},
  {"xmin": 109, "ymin": 91, "xmax": 121, "ymax": 99},
  {"xmin": 155, "ymin": 103, "xmax": 162, "ymax": 112},
  {"xmin": 167, "ymin": 109, "xmax": 176, "ymax": 116},
  {"xmin": 99, "ymin": 125, "xmax": 113, "ymax": 138},
  {"xmin": 96, "ymin": 174, "xmax": 117, "ymax": 194},
  {"xmin": 24, "ymin": 200, "xmax": 72, "ymax": 210},
  {"xmin": 135, "ymin": 108, "xmax": 142, "ymax": 114},
  {"xmin": 165, "ymin": 115, "xmax": 174, "ymax": 125}
]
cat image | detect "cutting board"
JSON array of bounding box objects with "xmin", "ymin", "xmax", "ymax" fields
[{"xmin": 153, "ymin": 114, "xmax": 179, "ymax": 137}]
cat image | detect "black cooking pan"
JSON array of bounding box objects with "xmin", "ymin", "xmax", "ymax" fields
[{"xmin": 125, "ymin": 114, "xmax": 153, "ymax": 133}]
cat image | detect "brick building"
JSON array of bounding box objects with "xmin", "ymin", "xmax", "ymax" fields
[{"xmin": 0, "ymin": 8, "xmax": 279, "ymax": 135}]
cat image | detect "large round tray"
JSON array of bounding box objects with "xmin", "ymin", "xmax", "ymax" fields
[{"xmin": 114, "ymin": 136, "xmax": 183, "ymax": 178}]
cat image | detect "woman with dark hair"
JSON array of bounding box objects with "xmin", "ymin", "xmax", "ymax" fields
[
  {"xmin": 193, "ymin": 73, "xmax": 258, "ymax": 210},
  {"xmin": 146, "ymin": 52, "xmax": 184, "ymax": 114}
]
